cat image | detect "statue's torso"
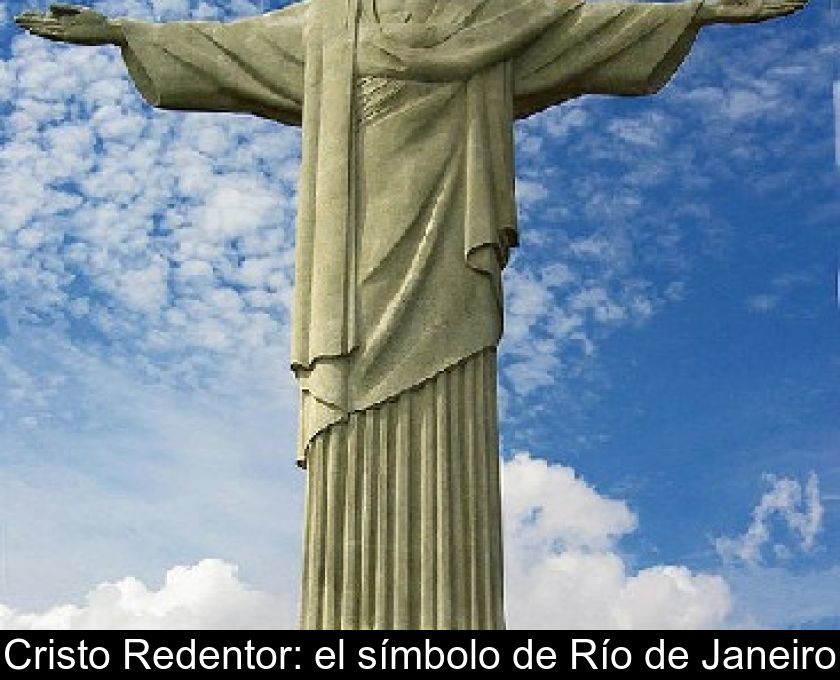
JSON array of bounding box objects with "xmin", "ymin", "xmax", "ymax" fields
[{"xmin": 347, "ymin": 58, "xmax": 513, "ymax": 398}]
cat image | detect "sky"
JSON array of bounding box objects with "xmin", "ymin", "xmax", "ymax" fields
[{"xmin": 0, "ymin": 0, "xmax": 837, "ymax": 630}]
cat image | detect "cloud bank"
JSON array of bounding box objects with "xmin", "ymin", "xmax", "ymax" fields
[{"xmin": 1, "ymin": 454, "xmax": 732, "ymax": 630}]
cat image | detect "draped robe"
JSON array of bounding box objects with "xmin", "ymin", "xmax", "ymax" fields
[{"xmin": 118, "ymin": 0, "xmax": 703, "ymax": 628}]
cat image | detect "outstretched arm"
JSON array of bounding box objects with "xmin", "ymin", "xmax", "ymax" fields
[
  {"xmin": 15, "ymin": 3, "xmax": 308, "ymax": 125},
  {"xmin": 513, "ymin": 0, "xmax": 810, "ymax": 119}
]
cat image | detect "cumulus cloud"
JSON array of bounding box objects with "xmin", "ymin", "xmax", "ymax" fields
[
  {"xmin": 715, "ymin": 472, "xmax": 824, "ymax": 566},
  {"xmin": 503, "ymin": 453, "xmax": 732, "ymax": 629},
  {"xmin": 0, "ymin": 560, "xmax": 293, "ymax": 630}
]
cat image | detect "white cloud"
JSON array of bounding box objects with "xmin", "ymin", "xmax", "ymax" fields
[
  {"xmin": 715, "ymin": 473, "xmax": 824, "ymax": 566},
  {"xmin": 607, "ymin": 112, "xmax": 670, "ymax": 148},
  {"xmin": 504, "ymin": 453, "xmax": 636, "ymax": 551},
  {"xmin": 503, "ymin": 453, "xmax": 732, "ymax": 629},
  {"xmin": 0, "ymin": 560, "xmax": 292, "ymax": 630}
]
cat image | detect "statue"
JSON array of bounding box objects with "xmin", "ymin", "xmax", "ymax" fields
[{"xmin": 17, "ymin": 0, "xmax": 809, "ymax": 630}]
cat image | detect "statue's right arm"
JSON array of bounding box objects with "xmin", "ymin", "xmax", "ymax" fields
[
  {"xmin": 15, "ymin": 4, "xmax": 125, "ymax": 46},
  {"xmin": 15, "ymin": 2, "xmax": 308, "ymax": 126}
]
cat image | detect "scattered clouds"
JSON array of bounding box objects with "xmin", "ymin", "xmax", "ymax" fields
[
  {"xmin": 504, "ymin": 453, "xmax": 732, "ymax": 629},
  {"xmin": 0, "ymin": 0, "xmax": 834, "ymax": 632},
  {"xmin": 506, "ymin": 92, "xmax": 696, "ymax": 403},
  {"xmin": 502, "ymin": 16, "xmax": 833, "ymax": 438},
  {"xmin": 1, "ymin": 2, "xmax": 300, "ymax": 392},
  {"xmin": 501, "ymin": 260, "xmax": 660, "ymax": 399},
  {"xmin": 716, "ymin": 472, "xmax": 824, "ymax": 566}
]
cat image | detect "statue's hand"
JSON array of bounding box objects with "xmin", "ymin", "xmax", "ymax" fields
[
  {"xmin": 697, "ymin": 0, "xmax": 809, "ymax": 25},
  {"xmin": 15, "ymin": 4, "xmax": 125, "ymax": 46}
]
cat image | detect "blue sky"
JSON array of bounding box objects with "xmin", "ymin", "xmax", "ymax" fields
[{"xmin": 0, "ymin": 0, "xmax": 837, "ymax": 629}]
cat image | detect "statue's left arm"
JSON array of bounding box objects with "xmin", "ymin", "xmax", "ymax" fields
[{"xmin": 513, "ymin": 0, "xmax": 808, "ymax": 119}]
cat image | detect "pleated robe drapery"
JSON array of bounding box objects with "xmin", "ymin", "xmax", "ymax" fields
[
  {"xmin": 117, "ymin": 0, "xmax": 704, "ymax": 629},
  {"xmin": 301, "ymin": 349, "xmax": 504, "ymax": 629}
]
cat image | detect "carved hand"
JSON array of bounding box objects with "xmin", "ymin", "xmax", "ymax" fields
[
  {"xmin": 15, "ymin": 4, "xmax": 125, "ymax": 46},
  {"xmin": 696, "ymin": 0, "xmax": 809, "ymax": 25}
]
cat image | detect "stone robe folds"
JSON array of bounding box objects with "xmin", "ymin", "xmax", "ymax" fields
[
  {"xmin": 118, "ymin": 0, "xmax": 703, "ymax": 628},
  {"xmin": 119, "ymin": 0, "xmax": 702, "ymax": 466}
]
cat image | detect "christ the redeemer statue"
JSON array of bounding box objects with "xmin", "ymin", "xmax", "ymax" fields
[{"xmin": 18, "ymin": 0, "xmax": 808, "ymax": 630}]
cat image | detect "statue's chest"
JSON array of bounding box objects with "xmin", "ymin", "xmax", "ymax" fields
[{"xmin": 355, "ymin": 76, "xmax": 461, "ymax": 127}]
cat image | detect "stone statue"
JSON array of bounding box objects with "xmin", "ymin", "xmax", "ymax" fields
[{"xmin": 17, "ymin": 0, "xmax": 808, "ymax": 630}]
